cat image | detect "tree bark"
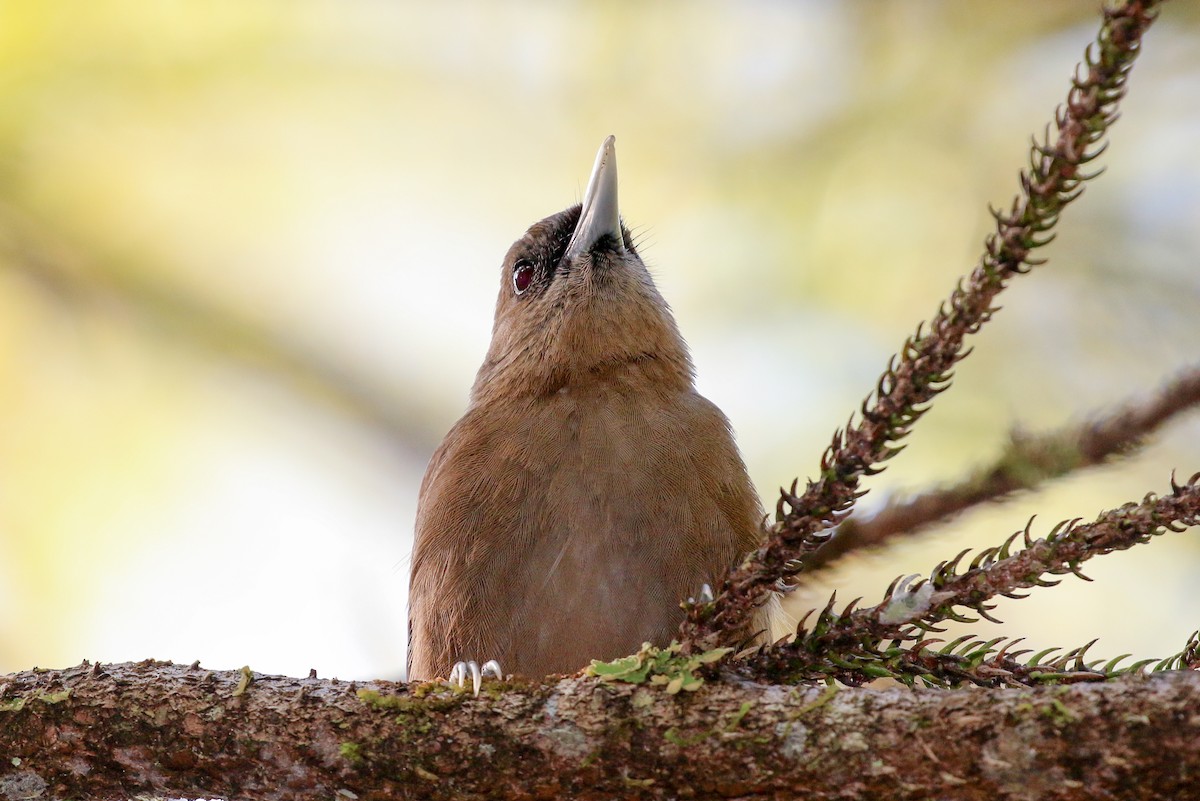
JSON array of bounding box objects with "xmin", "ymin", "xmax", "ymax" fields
[{"xmin": 1, "ymin": 661, "xmax": 1198, "ymax": 800}]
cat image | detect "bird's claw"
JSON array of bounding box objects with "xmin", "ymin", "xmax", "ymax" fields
[
  {"xmin": 687, "ymin": 582, "xmax": 715, "ymax": 605},
  {"xmin": 448, "ymin": 659, "xmax": 503, "ymax": 696}
]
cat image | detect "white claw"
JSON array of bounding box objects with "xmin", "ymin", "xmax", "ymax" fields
[
  {"xmin": 469, "ymin": 660, "xmax": 483, "ymax": 696},
  {"xmin": 449, "ymin": 661, "xmax": 467, "ymax": 688},
  {"xmin": 688, "ymin": 583, "xmax": 716, "ymax": 605},
  {"xmin": 448, "ymin": 659, "xmax": 503, "ymax": 696}
]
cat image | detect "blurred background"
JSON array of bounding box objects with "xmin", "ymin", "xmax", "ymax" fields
[{"xmin": 1, "ymin": 1, "xmax": 1198, "ymax": 681}]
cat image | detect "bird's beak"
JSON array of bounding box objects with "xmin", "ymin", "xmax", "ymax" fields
[{"xmin": 565, "ymin": 135, "xmax": 624, "ymax": 259}]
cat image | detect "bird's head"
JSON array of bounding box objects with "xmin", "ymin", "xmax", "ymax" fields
[{"xmin": 472, "ymin": 136, "xmax": 694, "ymax": 402}]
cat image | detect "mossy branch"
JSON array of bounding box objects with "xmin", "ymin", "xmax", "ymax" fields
[
  {"xmin": 681, "ymin": 0, "xmax": 1164, "ymax": 647},
  {"xmin": 5, "ymin": 661, "xmax": 1200, "ymax": 800}
]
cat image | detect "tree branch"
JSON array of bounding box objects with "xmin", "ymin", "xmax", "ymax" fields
[
  {"xmin": 806, "ymin": 365, "xmax": 1200, "ymax": 573},
  {"xmin": 1, "ymin": 661, "xmax": 1198, "ymax": 800}
]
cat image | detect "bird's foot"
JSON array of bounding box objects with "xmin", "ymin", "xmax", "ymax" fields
[
  {"xmin": 686, "ymin": 583, "xmax": 715, "ymax": 605},
  {"xmin": 448, "ymin": 659, "xmax": 503, "ymax": 696}
]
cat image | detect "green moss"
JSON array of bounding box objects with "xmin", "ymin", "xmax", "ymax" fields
[
  {"xmin": 775, "ymin": 685, "xmax": 840, "ymax": 744},
  {"xmin": 357, "ymin": 689, "xmax": 407, "ymax": 710},
  {"xmin": 1041, "ymin": 698, "xmax": 1079, "ymax": 726},
  {"xmin": 409, "ymin": 681, "xmax": 441, "ymax": 699},
  {"xmin": 726, "ymin": 701, "xmax": 753, "ymax": 730},
  {"xmin": 663, "ymin": 699, "xmax": 758, "ymax": 748},
  {"xmin": 794, "ymin": 685, "xmax": 839, "ymax": 717},
  {"xmin": 0, "ymin": 689, "xmax": 71, "ymax": 712},
  {"xmin": 339, "ymin": 741, "xmax": 363, "ymax": 766},
  {"xmin": 586, "ymin": 641, "xmax": 731, "ymax": 694},
  {"xmin": 357, "ymin": 688, "xmax": 461, "ymax": 715},
  {"xmin": 664, "ymin": 727, "xmax": 711, "ymax": 747}
]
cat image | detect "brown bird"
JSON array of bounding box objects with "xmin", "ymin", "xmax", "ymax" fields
[{"xmin": 408, "ymin": 136, "xmax": 766, "ymax": 689}]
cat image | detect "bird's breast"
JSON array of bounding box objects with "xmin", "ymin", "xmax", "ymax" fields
[{"xmin": 412, "ymin": 380, "xmax": 758, "ymax": 676}]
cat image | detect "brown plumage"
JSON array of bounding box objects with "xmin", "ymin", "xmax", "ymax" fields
[{"xmin": 408, "ymin": 137, "xmax": 764, "ymax": 681}]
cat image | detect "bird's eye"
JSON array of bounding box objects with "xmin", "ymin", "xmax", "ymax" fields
[{"xmin": 512, "ymin": 261, "xmax": 535, "ymax": 295}]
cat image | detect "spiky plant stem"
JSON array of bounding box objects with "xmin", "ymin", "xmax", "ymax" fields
[
  {"xmin": 743, "ymin": 473, "xmax": 1198, "ymax": 686},
  {"xmin": 738, "ymin": 631, "xmax": 1200, "ymax": 689},
  {"xmin": 681, "ymin": 0, "xmax": 1164, "ymax": 647},
  {"xmin": 807, "ymin": 365, "xmax": 1200, "ymax": 573}
]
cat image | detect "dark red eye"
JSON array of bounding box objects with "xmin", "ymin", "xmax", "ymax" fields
[{"xmin": 512, "ymin": 261, "xmax": 535, "ymax": 295}]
